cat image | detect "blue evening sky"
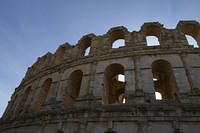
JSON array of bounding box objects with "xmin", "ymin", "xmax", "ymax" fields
[{"xmin": 0, "ymin": 0, "xmax": 200, "ymax": 117}]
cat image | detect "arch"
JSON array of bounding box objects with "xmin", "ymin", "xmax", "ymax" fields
[
  {"xmin": 34, "ymin": 78, "xmax": 52, "ymax": 109},
  {"xmin": 155, "ymin": 91, "xmax": 162, "ymax": 100},
  {"xmin": 185, "ymin": 35, "xmax": 198, "ymax": 48},
  {"xmin": 63, "ymin": 70, "xmax": 83, "ymax": 108},
  {"xmin": 18, "ymin": 86, "xmax": 32, "ymax": 115},
  {"xmin": 103, "ymin": 63, "xmax": 126, "ymax": 104},
  {"xmin": 112, "ymin": 39, "xmax": 125, "ymax": 48},
  {"xmin": 107, "ymin": 26, "xmax": 128, "ymax": 48},
  {"xmin": 152, "ymin": 60, "xmax": 179, "ymax": 100},
  {"xmin": 141, "ymin": 23, "xmax": 163, "ymax": 46},
  {"xmin": 182, "ymin": 24, "xmax": 200, "ymax": 47},
  {"xmin": 23, "ymin": 86, "xmax": 31, "ymax": 105},
  {"xmin": 78, "ymin": 34, "xmax": 95, "ymax": 56},
  {"xmin": 177, "ymin": 21, "xmax": 200, "ymax": 47},
  {"xmin": 146, "ymin": 36, "xmax": 160, "ymax": 46}
]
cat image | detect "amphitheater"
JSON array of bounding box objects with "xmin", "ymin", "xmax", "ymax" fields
[{"xmin": 0, "ymin": 20, "xmax": 200, "ymax": 133}]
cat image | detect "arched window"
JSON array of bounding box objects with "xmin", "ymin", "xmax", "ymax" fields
[
  {"xmin": 155, "ymin": 91, "xmax": 162, "ymax": 100},
  {"xmin": 180, "ymin": 23, "xmax": 200, "ymax": 47},
  {"xmin": 107, "ymin": 27, "xmax": 127, "ymax": 48},
  {"xmin": 152, "ymin": 60, "xmax": 179, "ymax": 100},
  {"xmin": 112, "ymin": 39, "xmax": 125, "ymax": 48},
  {"xmin": 79, "ymin": 37, "xmax": 92, "ymax": 56},
  {"xmin": 103, "ymin": 63, "xmax": 126, "ymax": 104},
  {"xmin": 144, "ymin": 25, "xmax": 162, "ymax": 46},
  {"xmin": 34, "ymin": 78, "xmax": 52, "ymax": 109},
  {"xmin": 23, "ymin": 86, "xmax": 31, "ymax": 105},
  {"xmin": 63, "ymin": 70, "xmax": 83, "ymax": 108},
  {"xmin": 185, "ymin": 35, "xmax": 199, "ymax": 48},
  {"xmin": 40, "ymin": 78, "xmax": 52, "ymax": 104},
  {"xmin": 84, "ymin": 46, "xmax": 91, "ymax": 56},
  {"xmin": 18, "ymin": 86, "xmax": 31, "ymax": 115},
  {"xmin": 146, "ymin": 36, "xmax": 160, "ymax": 46}
]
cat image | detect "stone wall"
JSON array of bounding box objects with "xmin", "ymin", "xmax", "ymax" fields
[{"xmin": 0, "ymin": 21, "xmax": 200, "ymax": 133}]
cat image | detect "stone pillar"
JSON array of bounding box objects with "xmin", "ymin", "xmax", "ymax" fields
[
  {"xmin": 124, "ymin": 69, "xmax": 135, "ymax": 92},
  {"xmin": 54, "ymin": 72, "xmax": 63, "ymax": 99},
  {"xmin": 46, "ymin": 81, "xmax": 57, "ymax": 103},
  {"xmin": 93, "ymin": 72, "xmax": 104, "ymax": 102},
  {"xmin": 88, "ymin": 62, "xmax": 97, "ymax": 95},
  {"xmin": 79, "ymin": 74, "xmax": 90, "ymax": 97},
  {"xmin": 172, "ymin": 67, "xmax": 190, "ymax": 93},
  {"xmin": 180, "ymin": 53, "xmax": 195, "ymax": 89},
  {"xmin": 133, "ymin": 55, "xmax": 155, "ymax": 93}
]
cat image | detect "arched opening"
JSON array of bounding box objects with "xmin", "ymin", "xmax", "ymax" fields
[
  {"xmin": 185, "ymin": 35, "xmax": 199, "ymax": 48},
  {"xmin": 152, "ymin": 60, "xmax": 179, "ymax": 100},
  {"xmin": 55, "ymin": 47, "xmax": 66, "ymax": 64},
  {"xmin": 103, "ymin": 63, "xmax": 126, "ymax": 104},
  {"xmin": 146, "ymin": 36, "xmax": 160, "ymax": 46},
  {"xmin": 34, "ymin": 78, "xmax": 52, "ymax": 109},
  {"xmin": 144, "ymin": 25, "xmax": 162, "ymax": 46},
  {"xmin": 40, "ymin": 78, "xmax": 52, "ymax": 104},
  {"xmin": 112, "ymin": 39, "xmax": 125, "ymax": 48},
  {"xmin": 84, "ymin": 46, "xmax": 91, "ymax": 56},
  {"xmin": 107, "ymin": 27, "xmax": 127, "ymax": 48},
  {"xmin": 63, "ymin": 70, "xmax": 83, "ymax": 108},
  {"xmin": 22, "ymin": 86, "xmax": 31, "ymax": 106},
  {"xmin": 181, "ymin": 23, "xmax": 200, "ymax": 47},
  {"xmin": 79, "ymin": 37, "xmax": 92, "ymax": 56},
  {"xmin": 155, "ymin": 91, "xmax": 162, "ymax": 100},
  {"xmin": 18, "ymin": 86, "xmax": 31, "ymax": 115}
]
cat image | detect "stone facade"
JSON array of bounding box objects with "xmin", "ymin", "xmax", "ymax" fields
[{"xmin": 0, "ymin": 21, "xmax": 200, "ymax": 133}]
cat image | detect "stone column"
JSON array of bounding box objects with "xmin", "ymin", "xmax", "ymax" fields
[
  {"xmin": 88, "ymin": 62, "xmax": 97, "ymax": 95},
  {"xmin": 92, "ymin": 72, "xmax": 104, "ymax": 103},
  {"xmin": 179, "ymin": 53, "xmax": 194, "ymax": 89}
]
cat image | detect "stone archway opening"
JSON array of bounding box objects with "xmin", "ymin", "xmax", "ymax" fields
[
  {"xmin": 152, "ymin": 60, "xmax": 179, "ymax": 100},
  {"xmin": 181, "ymin": 23, "xmax": 200, "ymax": 48},
  {"xmin": 79, "ymin": 37, "xmax": 92, "ymax": 56},
  {"xmin": 185, "ymin": 35, "xmax": 199, "ymax": 48},
  {"xmin": 34, "ymin": 78, "xmax": 52, "ymax": 110},
  {"xmin": 63, "ymin": 70, "xmax": 83, "ymax": 108},
  {"xmin": 146, "ymin": 36, "xmax": 160, "ymax": 46},
  {"xmin": 112, "ymin": 39, "xmax": 125, "ymax": 48},
  {"xmin": 144, "ymin": 25, "xmax": 162, "ymax": 46},
  {"xmin": 103, "ymin": 63, "xmax": 126, "ymax": 104}
]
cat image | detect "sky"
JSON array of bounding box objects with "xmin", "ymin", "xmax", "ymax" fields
[{"xmin": 0, "ymin": 0, "xmax": 200, "ymax": 117}]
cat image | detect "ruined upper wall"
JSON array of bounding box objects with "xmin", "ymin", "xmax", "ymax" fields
[{"xmin": 20, "ymin": 21, "xmax": 200, "ymax": 86}]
